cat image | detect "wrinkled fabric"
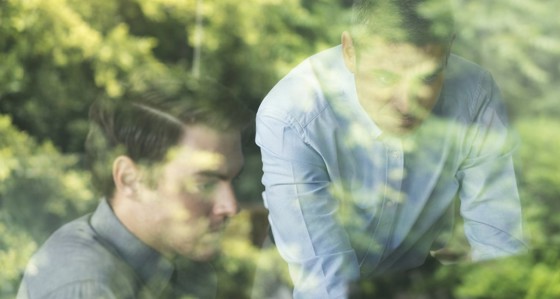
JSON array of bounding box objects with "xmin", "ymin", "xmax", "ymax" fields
[
  {"xmin": 256, "ymin": 46, "xmax": 528, "ymax": 299},
  {"xmin": 17, "ymin": 199, "xmax": 217, "ymax": 299}
]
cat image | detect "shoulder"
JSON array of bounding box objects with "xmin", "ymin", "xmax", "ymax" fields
[
  {"xmin": 439, "ymin": 55, "xmax": 502, "ymax": 122},
  {"xmin": 445, "ymin": 55, "xmax": 489, "ymax": 86},
  {"xmin": 257, "ymin": 46, "xmax": 349, "ymax": 129},
  {"xmin": 19, "ymin": 216, "xmax": 136, "ymax": 298},
  {"xmin": 18, "ymin": 280, "xmax": 118, "ymax": 299}
]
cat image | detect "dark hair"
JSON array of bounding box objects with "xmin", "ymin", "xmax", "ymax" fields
[
  {"xmin": 351, "ymin": 0, "xmax": 455, "ymax": 49},
  {"xmin": 85, "ymin": 77, "xmax": 253, "ymax": 198}
]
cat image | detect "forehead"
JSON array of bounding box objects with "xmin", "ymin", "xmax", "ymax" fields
[
  {"xmin": 164, "ymin": 125, "xmax": 243, "ymax": 175},
  {"xmin": 358, "ymin": 38, "xmax": 446, "ymax": 69}
]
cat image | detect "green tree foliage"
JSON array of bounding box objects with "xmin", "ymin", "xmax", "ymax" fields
[
  {"xmin": 0, "ymin": 0, "xmax": 349, "ymax": 153},
  {"xmin": 0, "ymin": 0, "xmax": 559, "ymax": 298},
  {"xmin": 451, "ymin": 0, "xmax": 560, "ymax": 118},
  {"xmin": 0, "ymin": 0, "xmax": 164, "ymax": 152},
  {"xmin": 0, "ymin": 115, "xmax": 96, "ymax": 297},
  {"xmin": 343, "ymin": 117, "xmax": 560, "ymax": 299}
]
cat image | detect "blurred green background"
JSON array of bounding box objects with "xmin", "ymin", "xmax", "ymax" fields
[{"xmin": 1, "ymin": 0, "xmax": 559, "ymax": 298}]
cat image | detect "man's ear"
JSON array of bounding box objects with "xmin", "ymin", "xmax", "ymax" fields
[
  {"xmin": 341, "ymin": 31, "xmax": 357, "ymax": 73},
  {"xmin": 113, "ymin": 156, "xmax": 139, "ymax": 198}
]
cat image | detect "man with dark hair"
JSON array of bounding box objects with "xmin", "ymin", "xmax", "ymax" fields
[
  {"xmin": 255, "ymin": 0, "xmax": 527, "ymax": 298},
  {"xmin": 17, "ymin": 78, "xmax": 253, "ymax": 299}
]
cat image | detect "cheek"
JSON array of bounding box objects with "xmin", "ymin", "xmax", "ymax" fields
[
  {"xmin": 355, "ymin": 78, "xmax": 392, "ymax": 106},
  {"xmin": 173, "ymin": 195, "xmax": 213, "ymax": 224},
  {"xmin": 164, "ymin": 201, "xmax": 211, "ymax": 240},
  {"xmin": 152, "ymin": 191, "xmax": 198, "ymax": 224},
  {"xmin": 417, "ymin": 80, "xmax": 444, "ymax": 108},
  {"xmin": 416, "ymin": 93, "xmax": 437, "ymax": 109}
]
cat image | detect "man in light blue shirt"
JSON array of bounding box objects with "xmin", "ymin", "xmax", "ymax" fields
[{"xmin": 255, "ymin": 0, "xmax": 528, "ymax": 298}]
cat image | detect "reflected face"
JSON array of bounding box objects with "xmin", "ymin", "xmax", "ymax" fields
[
  {"xmin": 137, "ymin": 125, "xmax": 243, "ymax": 261},
  {"xmin": 353, "ymin": 39, "xmax": 447, "ymax": 134}
]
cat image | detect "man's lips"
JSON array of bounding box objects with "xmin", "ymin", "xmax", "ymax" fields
[
  {"xmin": 209, "ymin": 221, "xmax": 226, "ymax": 232},
  {"xmin": 389, "ymin": 113, "xmax": 418, "ymax": 128},
  {"xmin": 401, "ymin": 116, "xmax": 417, "ymax": 128}
]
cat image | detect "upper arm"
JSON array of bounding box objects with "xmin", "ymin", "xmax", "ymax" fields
[
  {"xmin": 255, "ymin": 110, "xmax": 359, "ymax": 298},
  {"xmin": 42, "ymin": 281, "xmax": 117, "ymax": 299},
  {"xmin": 256, "ymin": 112, "xmax": 350, "ymax": 259},
  {"xmin": 456, "ymin": 71, "xmax": 528, "ymax": 260}
]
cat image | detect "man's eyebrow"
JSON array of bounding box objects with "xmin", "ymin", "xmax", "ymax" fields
[
  {"xmin": 196, "ymin": 165, "xmax": 245, "ymax": 181},
  {"xmin": 196, "ymin": 170, "xmax": 228, "ymax": 180}
]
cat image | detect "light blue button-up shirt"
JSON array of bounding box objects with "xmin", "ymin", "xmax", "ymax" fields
[{"xmin": 256, "ymin": 46, "xmax": 527, "ymax": 299}]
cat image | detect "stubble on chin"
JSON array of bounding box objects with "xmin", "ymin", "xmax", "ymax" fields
[{"xmin": 167, "ymin": 229, "xmax": 222, "ymax": 262}]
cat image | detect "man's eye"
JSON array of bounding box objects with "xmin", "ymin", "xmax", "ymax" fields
[
  {"xmin": 421, "ymin": 73, "xmax": 440, "ymax": 84},
  {"xmin": 196, "ymin": 180, "xmax": 219, "ymax": 193},
  {"xmin": 373, "ymin": 71, "xmax": 398, "ymax": 86},
  {"xmin": 183, "ymin": 180, "xmax": 217, "ymax": 194}
]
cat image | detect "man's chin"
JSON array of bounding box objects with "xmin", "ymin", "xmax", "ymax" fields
[
  {"xmin": 166, "ymin": 238, "xmax": 220, "ymax": 262},
  {"xmin": 186, "ymin": 236, "xmax": 222, "ymax": 261},
  {"xmin": 189, "ymin": 247, "xmax": 220, "ymax": 262},
  {"xmin": 383, "ymin": 124, "xmax": 416, "ymax": 136},
  {"xmin": 382, "ymin": 117, "xmax": 424, "ymax": 136}
]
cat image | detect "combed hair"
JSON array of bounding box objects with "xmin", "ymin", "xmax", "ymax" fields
[
  {"xmin": 85, "ymin": 77, "xmax": 253, "ymax": 198},
  {"xmin": 351, "ymin": 0, "xmax": 455, "ymax": 48}
]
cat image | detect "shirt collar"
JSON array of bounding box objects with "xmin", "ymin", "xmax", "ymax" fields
[{"xmin": 90, "ymin": 198, "xmax": 174, "ymax": 295}]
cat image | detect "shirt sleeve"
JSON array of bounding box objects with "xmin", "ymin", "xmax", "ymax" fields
[
  {"xmin": 48, "ymin": 282, "xmax": 117, "ymax": 299},
  {"xmin": 17, "ymin": 279, "xmax": 118, "ymax": 299},
  {"xmin": 256, "ymin": 111, "xmax": 360, "ymax": 299},
  {"xmin": 456, "ymin": 70, "xmax": 529, "ymax": 261}
]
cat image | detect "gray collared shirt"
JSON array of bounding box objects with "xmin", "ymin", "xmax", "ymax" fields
[{"xmin": 17, "ymin": 199, "xmax": 217, "ymax": 299}]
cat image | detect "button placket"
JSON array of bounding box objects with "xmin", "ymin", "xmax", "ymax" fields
[
  {"xmin": 361, "ymin": 138, "xmax": 406, "ymax": 273},
  {"xmin": 379, "ymin": 140, "xmax": 405, "ymax": 257}
]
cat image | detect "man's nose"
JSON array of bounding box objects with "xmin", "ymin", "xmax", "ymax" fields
[
  {"xmin": 213, "ymin": 184, "xmax": 238, "ymax": 218},
  {"xmin": 392, "ymin": 84, "xmax": 411, "ymax": 115}
]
